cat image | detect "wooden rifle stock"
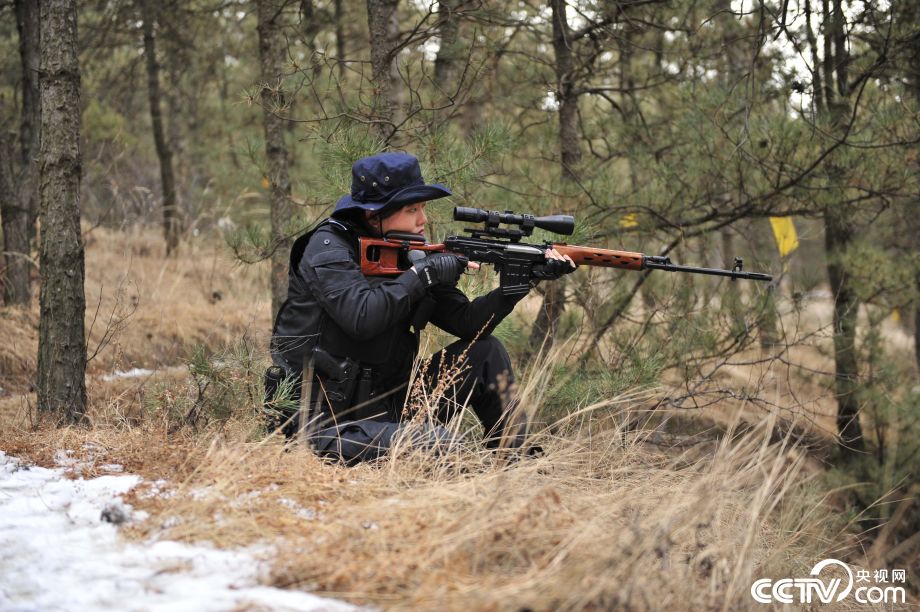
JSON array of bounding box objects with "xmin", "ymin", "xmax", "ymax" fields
[{"xmin": 359, "ymin": 235, "xmax": 445, "ymax": 276}]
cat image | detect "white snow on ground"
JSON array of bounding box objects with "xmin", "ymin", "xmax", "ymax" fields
[
  {"xmin": 101, "ymin": 368, "xmax": 155, "ymax": 382},
  {"xmin": 0, "ymin": 452, "xmax": 355, "ymax": 612}
]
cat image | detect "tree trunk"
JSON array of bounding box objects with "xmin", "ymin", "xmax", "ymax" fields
[
  {"xmin": 300, "ymin": 0, "xmax": 317, "ymax": 43},
  {"xmin": 299, "ymin": 0, "xmax": 324, "ymax": 89},
  {"xmin": 140, "ymin": 0, "xmax": 181, "ymax": 256},
  {"xmin": 334, "ymin": 0, "xmax": 346, "ymax": 78},
  {"xmin": 804, "ymin": 0, "xmax": 824, "ymax": 113},
  {"xmin": 1, "ymin": 133, "xmax": 33, "ymax": 307},
  {"xmin": 752, "ymin": 219, "xmax": 780, "ymax": 348},
  {"xmin": 219, "ymin": 42, "xmax": 241, "ymax": 171},
  {"xmin": 162, "ymin": 18, "xmax": 187, "ymax": 197},
  {"xmin": 366, "ymin": 0, "xmax": 401, "ymax": 143},
  {"xmin": 529, "ymin": 281, "xmax": 567, "ymax": 351},
  {"xmin": 824, "ymin": 207, "xmax": 865, "ymax": 455},
  {"xmin": 619, "ymin": 24, "xmax": 657, "ymax": 316},
  {"xmin": 819, "ymin": 0, "xmax": 864, "ymax": 455},
  {"xmin": 16, "ymin": 0, "xmax": 41, "ymax": 238},
  {"xmin": 529, "ymin": 0, "xmax": 579, "ymax": 350},
  {"xmin": 915, "ymin": 271, "xmax": 920, "ymax": 379},
  {"xmin": 37, "ymin": 0, "xmax": 87, "ymax": 424},
  {"xmin": 551, "ymin": 0, "xmax": 581, "ymax": 182},
  {"xmin": 896, "ymin": 8, "xmax": 920, "ymax": 380},
  {"xmin": 434, "ymin": 0, "xmax": 461, "ymax": 91},
  {"xmin": 720, "ymin": 224, "xmax": 740, "ymax": 306},
  {"xmin": 1, "ymin": 0, "xmax": 42, "ymax": 306},
  {"xmin": 258, "ymin": 0, "xmax": 294, "ymax": 323}
]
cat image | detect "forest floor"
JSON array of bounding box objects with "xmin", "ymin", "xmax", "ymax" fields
[{"xmin": 0, "ymin": 227, "xmax": 905, "ymax": 610}]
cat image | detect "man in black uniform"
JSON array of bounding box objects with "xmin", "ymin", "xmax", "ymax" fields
[{"xmin": 267, "ymin": 152, "xmax": 575, "ymax": 462}]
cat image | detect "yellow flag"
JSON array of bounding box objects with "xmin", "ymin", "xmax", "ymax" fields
[
  {"xmin": 769, "ymin": 217, "xmax": 799, "ymax": 257},
  {"xmin": 619, "ymin": 213, "xmax": 639, "ymax": 229},
  {"xmin": 261, "ymin": 176, "xmax": 270, "ymax": 189},
  {"xmin": 891, "ymin": 309, "xmax": 901, "ymax": 325}
]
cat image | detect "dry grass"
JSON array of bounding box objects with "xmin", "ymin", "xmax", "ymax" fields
[
  {"xmin": 262, "ymin": 420, "xmax": 827, "ymax": 610},
  {"xmin": 1, "ymin": 407, "xmax": 858, "ymax": 611},
  {"xmin": 0, "ymin": 330, "xmax": 861, "ymax": 611},
  {"xmin": 0, "ymin": 226, "xmax": 270, "ymax": 395},
  {"xmin": 0, "ymin": 227, "xmax": 270, "ymax": 427},
  {"xmin": 0, "ymin": 227, "xmax": 895, "ymax": 610}
]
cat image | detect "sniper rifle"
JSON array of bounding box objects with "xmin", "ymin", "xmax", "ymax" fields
[{"xmin": 359, "ymin": 207, "xmax": 773, "ymax": 297}]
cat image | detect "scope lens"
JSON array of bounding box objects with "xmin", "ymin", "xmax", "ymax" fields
[
  {"xmin": 453, "ymin": 207, "xmax": 485, "ymax": 223},
  {"xmin": 534, "ymin": 215, "xmax": 575, "ymax": 235}
]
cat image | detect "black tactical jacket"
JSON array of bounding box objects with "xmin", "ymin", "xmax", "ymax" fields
[{"xmin": 271, "ymin": 218, "xmax": 523, "ymax": 399}]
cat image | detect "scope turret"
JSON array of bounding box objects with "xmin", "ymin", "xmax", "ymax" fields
[{"xmin": 454, "ymin": 207, "xmax": 575, "ymax": 236}]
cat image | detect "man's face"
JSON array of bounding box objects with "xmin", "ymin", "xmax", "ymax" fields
[{"xmin": 379, "ymin": 202, "xmax": 428, "ymax": 236}]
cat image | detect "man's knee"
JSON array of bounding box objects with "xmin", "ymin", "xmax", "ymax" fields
[
  {"xmin": 312, "ymin": 421, "xmax": 398, "ymax": 463},
  {"xmin": 448, "ymin": 335, "xmax": 511, "ymax": 367},
  {"xmin": 311, "ymin": 420, "xmax": 461, "ymax": 463}
]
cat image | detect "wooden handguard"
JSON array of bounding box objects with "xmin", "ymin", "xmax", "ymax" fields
[{"xmin": 551, "ymin": 244, "xmax": 644, "ymax": 270}]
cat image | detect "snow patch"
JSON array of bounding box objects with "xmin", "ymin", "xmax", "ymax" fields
[
  {"xmin": 0, "ymin": 452, "xmax": 355, "ymax": 611},
  {"xmin": 101, "ymin": 368, "xmax": 155, "ymax": 381},
  {"xmin": 279, "ymin": 497, "xmax": 321, "ymax": 521}
]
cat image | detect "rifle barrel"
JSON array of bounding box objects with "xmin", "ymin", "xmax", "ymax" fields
[{"xmin": 642, "ymin": 258, "xmax": 773, "ymax": 282}]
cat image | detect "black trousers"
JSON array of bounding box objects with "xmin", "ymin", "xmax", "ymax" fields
[
  {"xmin": 308, "ymin": 336, "xmax": 528, "ymax": 462},
  {"xmin": 425, "ymin": 335, "xmax": 527, "ymax": 448}
]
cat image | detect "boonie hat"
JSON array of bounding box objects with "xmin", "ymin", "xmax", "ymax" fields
[{"xmin": 332, "ymin": 152, "xmax": 452, "ymax": 218}]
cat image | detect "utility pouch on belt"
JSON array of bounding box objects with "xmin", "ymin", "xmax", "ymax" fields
[{"xmin": 312, "ymin": 347, "xmax": 360, "ymax": 415}]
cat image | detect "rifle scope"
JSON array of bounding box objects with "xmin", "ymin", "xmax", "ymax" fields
[{"xmin": 454, "ymin": 207, "xmax": 575, "ymax": 236}]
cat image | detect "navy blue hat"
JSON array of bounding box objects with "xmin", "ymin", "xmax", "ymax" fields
[{"xmin": 332, "ymin": 152, "xmax": 452, "ymax": 218}]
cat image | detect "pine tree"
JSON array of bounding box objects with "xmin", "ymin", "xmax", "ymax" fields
[
  {"xmin": 258, "ymin": 0, "xmax": 295, "ymax": 322},
  {"xmin": 139, "ymin": 0, "xmax": 181, "ymax": 256},
  {"xmin": 37, "ymin": 0, "xmax": 87, "ymax": 423}
]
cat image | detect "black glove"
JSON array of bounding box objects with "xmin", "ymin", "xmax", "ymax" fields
[
  {"xmin": 531, "ymin": 257, "xmax": 577, "ymax": 281},
  {"xmin": 412, "ymin": 252, "xmax": 468, "ymax": 288}
]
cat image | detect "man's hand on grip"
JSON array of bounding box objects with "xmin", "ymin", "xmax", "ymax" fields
[{"xmin": 412, "ymin": 252, "xmax": 468, "ymax": 288}]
